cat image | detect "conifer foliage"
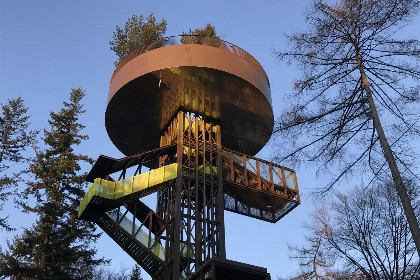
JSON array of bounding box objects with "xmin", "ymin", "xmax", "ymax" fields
[
  {"xmin": 180, "ymin": 23, "xmax": 220, "ymax": 45},
  {"xmin": 0, "ymin": 88, "xmax": 105, "ymax": 279},
  {"xmin": 109, "ymin": 12, "xmax": 167, "ymax": 66},
  {"xmin": 0, "ymin": 97, "xmax": 36, "ymax": 231}
]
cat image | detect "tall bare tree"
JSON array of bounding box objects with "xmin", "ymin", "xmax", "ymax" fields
[
  {"xmin": 92, "ymin": 265, "xmax": 143, "ymax": 280},
  {"xmin": 274, "ymin": 0, "xmax": 420, "ymax": 255},
  {"xmin": 284, "ymin": 182, "xmax": 419, "ymax": 280},
  {"xmin": 286, "ymin": 210, "xmax": 333, "ymax": 280}
]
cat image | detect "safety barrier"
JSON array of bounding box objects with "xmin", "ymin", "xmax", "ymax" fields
[
  {"xmin": 78, "ymin": 163, "xmax": 177, "ymax": 218},
  {"xmin": 111, "ymin": 35, "xmax": 268, "ymax": 83},
  {"xmin": 222, "ymin": 149, "xmax": 298, "ymax": 194},
  {"xmin": 106, "ymin": 209, "xmax": 193, "ymax": 261},
  {"xmin": 106, "ymin": 209, "xmax": 166, "ymax": 260}
]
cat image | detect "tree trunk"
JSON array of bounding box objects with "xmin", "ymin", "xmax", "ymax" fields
[
  {"xmin": 40, "ymin": 154, "xmax": 65, "ymax": 276},
  {"xmin": 348, "ymin": 15, "xmax": 420, "ymax": 257},
  {"xmin": 313, "ymin": 238, "xmax": 320, "ymax": 280},
  {"xmin": 39, "ymin": 226, "xmax": 49, "ymax": 277},
  {"xmin": 354, "ymin": 51, "xmax": 420, "ymax": 257}
]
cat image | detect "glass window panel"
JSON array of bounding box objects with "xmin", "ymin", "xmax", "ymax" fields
[
  {"xmin": 246, "ymin": 158, "xmax": 257, "ymax": 173},
  {"xmin": 132, "ymin": 172, "xmax": 150, "ymax": 193},
  {"xmin": 149, "ymin": 167, "xmax": 164, "ymax": 186},
  {"xmin": 284, "ymin": 170, "xmax": 296, "ymax": 190},
  {"xmin": 163, "ymin": 163, "xmax": 177, "ymax": 181},
  {"xmin": 100, "ymin": 179, "xmax": 115, "ymax": 199},
  {"xmin": 259, "ymin": 161, "xmax": 270, "ymax": 181},
  {"xmin": 114, "ymin": 177, "xmax": 133, "ymax": 199},
  {"xmin": 272, "ymin": 166, "xmax": 282, "ymax": 186},
  {"xmin": 232, "ymin": 152, "xmax": 244, "ymax": 167}
]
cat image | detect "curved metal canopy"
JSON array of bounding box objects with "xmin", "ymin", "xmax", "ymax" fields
[{"xmin": 106, "ymin": 43, "xmax": 273, "ymax": 156}]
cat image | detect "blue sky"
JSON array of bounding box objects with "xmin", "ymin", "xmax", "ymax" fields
[{"xmin": 1, "ymin": 1, "xmax": 419, "ymax": 279}]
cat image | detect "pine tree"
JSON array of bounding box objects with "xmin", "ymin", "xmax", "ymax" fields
[
  {"xmin": 0, "ymin": 88, "xmax": 106, "ymax": 279},
  {"xmin": 0, "ymin": 97, "xmax": 36, "ymax": 231},
  {"xmin": 180, "ymin": 23, "xmax": 220, "ymax": 46},
  {"xmin": 109, "ymin": 12, "xmax": 167, "ymax": 66}
]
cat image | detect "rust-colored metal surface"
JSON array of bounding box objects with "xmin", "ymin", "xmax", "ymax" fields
[
  {"xmin": 108, "ymin": 44, "xmax": 270, "ymax": 103},
  {"xmin": 82, "ymin": 112, "xmax": 299, "ymax": 279},
  {"xmin": 106, "ymin": 43, "xmax": 273, "ymax": 156},
  {"xmin": 85, "ymin": 144, "xmax": 176, "ymax": 182},
  {"xmin": 110, "ymin": 36, "xmax": 269, "ymax": 83},
  {"xmin": 221, "ymin": 148, "xmax": 299, "ymax": 222},
  {"xmin": 189, "ymin": 258, "xmax": 271, "ymax": 280},
  {"xmin": 81, "ymin": 37, "xmax": 300, "ymax": 280}
]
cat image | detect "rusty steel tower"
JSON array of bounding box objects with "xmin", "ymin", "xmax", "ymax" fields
[{"xmin": 78, "ymin": 36, "xmax": 300, "ymax": 280}]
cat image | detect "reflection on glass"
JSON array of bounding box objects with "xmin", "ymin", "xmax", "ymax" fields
[{"xmin": 113, "ymin": 35, "xmax": 267, "ymax": 82}]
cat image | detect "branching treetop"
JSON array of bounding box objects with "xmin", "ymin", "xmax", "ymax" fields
[{"xmin": 274, "ymin": 0, "xmax": 420, "ymax": 191}]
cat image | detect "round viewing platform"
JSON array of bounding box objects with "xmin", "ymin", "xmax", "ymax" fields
[{"xmin": 106, "ymin": 35, "xmax": 273, "ymax": 156}]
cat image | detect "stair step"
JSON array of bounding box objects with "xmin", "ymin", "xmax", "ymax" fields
[{"xmin": 95, "ymin": 212, "xmax": 165, "ymax": 276}]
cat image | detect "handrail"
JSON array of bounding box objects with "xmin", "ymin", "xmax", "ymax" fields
[
  {"xmin": 222, "ymin": 147, "xmax": 296, "ymax": 173},
  {"xmin": 221, "ymin": 148, "xmax": 299, "ymax": 195},
  {"xmin": 78, "ymin": 163, "xmax": 177, "ymax": 218},
  {"xmin": 106, "ymin": 209, "xmax": 194, "ymax": 261},
  {"xmin": 107, "ymin": 209, "xmax": 166, "ymax": 260},
  {"xmin": 111, "ymin": 35, "xmax": 268, "ymax": 83}
]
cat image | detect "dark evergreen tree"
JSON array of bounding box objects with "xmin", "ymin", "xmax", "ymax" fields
[
  {"xmin": 0, "ymin": 88, "xmax": 106, "ymax": 279},
  {"xmin": 0, "ymin": 97, "xmax": 36, "ymax": 231}
]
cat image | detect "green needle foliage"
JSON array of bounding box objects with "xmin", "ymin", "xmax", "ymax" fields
[
  {"xmin": 180, "ymin": 23, "xmax": 220, "ymax": 46},
  {"xmin": 109, "ymin": 15, "xmax": 220, "ymax": 67},
  {"xmin": 109, "ymin": 12, "xmax": 167, "ymax": 66},
  {"xmin": 0, "ymin": 88, "xmax": 106, "ymax": 279},
  {"xmin": 0, "ymin": 97, "xmax": 37, "ymax": 231}
]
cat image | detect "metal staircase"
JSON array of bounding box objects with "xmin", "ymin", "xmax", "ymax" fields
[
  {"xmin": 84, "ymin": 34, "xmax": 302, "ymax": 279},
  {"xmin": 96, "ymin": 210, "xmax": 165, "ymax": 276},
  {"xmin": 79, "ymin": 128, "xmax": 300, "ymax": 279}
]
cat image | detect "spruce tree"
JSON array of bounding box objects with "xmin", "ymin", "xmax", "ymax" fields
[
  {"xmin": 0, "ymin": 97, "xmax": 36, "ymax": 231},
  {"xmin": 0, "ymin": 88, "xmax": 105, "ymax": 279}
]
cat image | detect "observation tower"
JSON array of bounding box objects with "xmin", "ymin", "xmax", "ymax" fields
[{"xmin": 78, "ymin": 35, "xmax": 300, "ymax": 280}]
